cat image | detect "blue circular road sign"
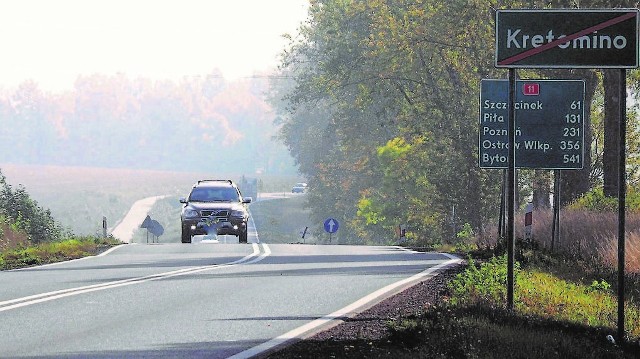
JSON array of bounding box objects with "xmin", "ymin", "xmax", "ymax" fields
[{"xmin": 323, "ymin": 218, "xmax": 339, "ymax": 233}]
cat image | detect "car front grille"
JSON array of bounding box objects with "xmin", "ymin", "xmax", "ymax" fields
[{"xmin": 201, "ymin": 209, "xmax": 229, "ymax": 218}]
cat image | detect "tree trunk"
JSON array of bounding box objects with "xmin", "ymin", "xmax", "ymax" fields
[
  {"xmin": 559, "ymin": 69, "xmax": 597, "ymax": 206},
  {"xmin": 532, "ymin": 169, "xmax": 551, "ymax": 209}
]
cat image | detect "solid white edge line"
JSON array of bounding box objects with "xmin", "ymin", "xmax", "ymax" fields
[
  {"xmin": 97, "ymin": 244, "xmax": 125, "ymax": 256},
  {"xmin": 227, "ymin": 253, "xmax": 462, "ymax": 359},
  {"xmin": 0, "ymin": 243, "xmax": 268, "ymax": 312}
]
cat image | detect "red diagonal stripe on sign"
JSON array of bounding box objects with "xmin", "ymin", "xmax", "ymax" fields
[{"xmin": 498, "ymin": 12, "xmax": 636, "ymax": 66}]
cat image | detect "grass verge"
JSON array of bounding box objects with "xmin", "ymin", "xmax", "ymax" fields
[
  {"xmin": 270, "ymin": 252, "xmax": 640, "ymax": 358},
  {"xmin": 0, "ymin": 236, "xmax": 121, "ymax": 270},
  {"xmin": 275, "ymin": 305, "xmax": 637, "ymax": 359},
  {"xmin": 449, "ymin": 255, "xmax": 640, "ymax": 339}
]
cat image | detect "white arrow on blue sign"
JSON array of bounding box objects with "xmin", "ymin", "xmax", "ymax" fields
[{"xmin": 323, "ymin": 218, "xmax": 339, "ymax": 233}]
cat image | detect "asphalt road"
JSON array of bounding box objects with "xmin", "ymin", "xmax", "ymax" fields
[{"xmin": 0, "ymin": 239, "xmax": 459, "ymax": 358}]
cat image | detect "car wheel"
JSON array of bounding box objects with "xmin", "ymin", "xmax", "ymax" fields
[
  {"xmin": 181, "ymin": 225, "xmax": 192, "ymax": 243},
  {"xmin": 239, "ymin": 230, "xmax": 248, "ymax": 243}
]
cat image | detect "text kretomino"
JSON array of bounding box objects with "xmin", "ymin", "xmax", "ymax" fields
[{"xmin": 506, "ymin": 29, "xmax": 628, "ymax": 50}]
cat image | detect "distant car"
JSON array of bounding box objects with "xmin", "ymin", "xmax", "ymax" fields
[
  {"xmin": 292, "ymin": 182, "xmax": 308, "ymax": 193},
  {"xmin": 180, "ymin": 179, "xmax": 252, "ymax": 243}
]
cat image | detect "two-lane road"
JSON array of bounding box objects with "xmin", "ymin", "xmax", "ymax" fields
[{"xmin": 0, "ymin": 243, "xmax": 459, "ymax": 358}]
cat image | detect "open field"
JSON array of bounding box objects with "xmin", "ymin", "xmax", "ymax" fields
[
  {"xmin": 0, "ymin": 163, "xmax": 300, "ymax": 236},
  {"xmin": 248, "ymin": 194, "xmax": 317, "ymax": 244}
]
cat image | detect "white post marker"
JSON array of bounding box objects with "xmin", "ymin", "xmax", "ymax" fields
[{"xmin": 524, "ymin": 202, "xmax": 533, "ymax": 241}]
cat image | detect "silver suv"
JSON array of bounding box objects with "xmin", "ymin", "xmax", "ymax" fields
[{"xmin": 180, "ymin": 180, "xmax": 252, "ymax": 243}]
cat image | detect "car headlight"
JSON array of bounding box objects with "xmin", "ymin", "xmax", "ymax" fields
[
  {"xmin": 231, "ymin": 209, "xmax": 247, "ymax": 218},
  {"xmin": 183, "ymin": 208, "xmax": 199, "ymax": 219}
]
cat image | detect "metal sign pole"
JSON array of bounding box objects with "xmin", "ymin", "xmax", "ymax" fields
[
  {"xmin": 494, "ymin": 8, "xmax": 638, "ymax": 338},
  {"xmin": 507, "ymin": 68, "xmax": 516, "ymax": 310},
  {"xmin": 618, "ymin": 68, "xmax": 627, "ymax": 341},
  {"xmin": 499, "ymin": 169, "xmax": 506, "ymax": 240},
  {"xmin": 551, "ymin": 170, "xmax": 561, "ymax": 251}
]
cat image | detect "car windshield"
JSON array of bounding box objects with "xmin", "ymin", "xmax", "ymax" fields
[{"xmin": 189, "ymin": 187, "xmax": 239, "ymax": 202}]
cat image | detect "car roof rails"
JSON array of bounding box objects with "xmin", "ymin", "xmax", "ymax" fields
[{"xmin": 196, "ymin": 179, "xmax": 234, "ymax": 185}]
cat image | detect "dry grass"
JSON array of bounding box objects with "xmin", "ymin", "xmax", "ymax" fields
[
  {"xmin": 533, "ymin": 210, "xmax": 640, "ymax": 273},
  {"xmin": 480, "ymin": 209, "xmax": 640, "ymax": 274}
]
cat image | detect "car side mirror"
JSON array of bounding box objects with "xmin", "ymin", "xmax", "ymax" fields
[
  {"xmin": 243, "ymin": 197, "xmax": 252, "ymax": 204},
  {"xmin": 179, "ymin": 197, "xmax": 187, "ymax": 204}
]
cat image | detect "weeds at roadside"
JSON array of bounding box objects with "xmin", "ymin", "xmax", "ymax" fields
[
  {"xmin": 389, "ymin": 305, "xmax": 639, "ymax": 359},
  {"xmin": 0, "ymin": 236, "xmax": 121, "ymax": 270},
  {"xmin": 447, "ymin": 253, "xmax": 640, "ymax": 340}
]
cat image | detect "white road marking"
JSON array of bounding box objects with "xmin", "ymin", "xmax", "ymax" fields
[
  {"xmin": 245, "ymin": 240, "xmax": 271, "ymax": 264},
  {"xmin": 0, "ymin": 243, "xmax": 271, "ymax": 313},
  {"xmin": 228, "ymin": 252, "xmax": 462, "ymax": 359},
  {"xmin": 247, "ymin": 208, "xmax": 260, "ymax": 243},
  {"xmin": 97, "ymin": 245, "xmax": 125, "ymax": 256},
  {"xmin": 110, "ymin": 195, "xmax": 167, "ymax": 243}
]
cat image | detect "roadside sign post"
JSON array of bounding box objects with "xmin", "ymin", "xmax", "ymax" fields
[
  {"xmin": 140, "ymin": 215, "xmax": 152, "ymax": 244},
  {"xmin": 323, "ymin": 218, "xmax": 339, "ymax": 243},
  {"xmin": 617, "ymin": 69, "xmax": 627, "ymax": 342},
  {"xmin": 481, "ymin": 77, "xmax": 585, "ymax": 311},
  {"xmin": 507, "ymin": 69, "xmax": 516, "ymax": 310},
  {"xmin": 494, "ymin": 9, "xmax": 638, "ymax": 340}
]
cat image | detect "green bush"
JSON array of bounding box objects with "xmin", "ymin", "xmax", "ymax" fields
[
  {"xmin": 569, "ymin": 187, "xmax": 640, "ymax": 212},
  {"xmin": 0, "ymin": 170, "xmax": 63, "ymax": 243},
  {"xmin": 448, "ymin": 255, "xmax": 518, "ymax": 307},
  {"xmin": 587, "ymin": 279, "xmax": 611, "ymax": 293}
]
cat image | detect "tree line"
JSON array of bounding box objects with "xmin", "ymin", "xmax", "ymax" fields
[
  {"xmin": 0, "ymin": 73, "xmax": 295, "ymax": 175},
  {"xmin": 270, "ymin": 0, "xmax": 640, "ymax": 246}
]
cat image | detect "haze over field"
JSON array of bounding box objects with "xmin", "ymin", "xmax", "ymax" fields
[
  {"xmin": 0, "ymin": 0, "xmax": 308, "ymax": 91},
  {"xmin": 0, "ymin": 0, "xmax": 308, "ymax": 174}
]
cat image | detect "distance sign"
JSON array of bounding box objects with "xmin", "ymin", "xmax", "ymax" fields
[{"xmin": 479, "ymin": 79, "xmax": 585, "ymax": 169}]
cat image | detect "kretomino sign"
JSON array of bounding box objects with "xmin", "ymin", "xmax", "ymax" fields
[
  {"xmin": 496, "ymin": 9, "xmax": 639, "ymax": 68},
  {"xmin": 493, "ymin": 8, "xmax": 638, "ymax": 336}
]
